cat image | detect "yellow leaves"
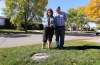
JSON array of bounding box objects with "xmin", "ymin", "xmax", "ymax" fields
[{"xmin": 84, "ymin": 0, "xmax": 100, "ymax": 22}]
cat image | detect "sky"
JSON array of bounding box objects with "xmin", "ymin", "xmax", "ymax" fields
[
  {"xmin": 0, "ymin": 0, "xmax": 88, "ymax": 16},
  {"xmin": 0, "ymin": 0, "xmax": 5, "ymax": 16},
  {"xmin": 47, "ymin": 0, "xmax": 88, "ymax": 12}
]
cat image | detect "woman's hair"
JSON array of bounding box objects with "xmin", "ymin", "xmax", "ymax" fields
[{"xmin": 47, "ymin": 8, "xmax": 53, "ymax": 17}]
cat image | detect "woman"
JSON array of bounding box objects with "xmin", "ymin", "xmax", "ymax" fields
[{"xmin": 42, "ymin": 8, "xmax": 54, "ymax": 49}]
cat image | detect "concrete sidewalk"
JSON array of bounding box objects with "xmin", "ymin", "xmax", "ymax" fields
[{"xmin": 0, "ymin": 33, "xmax": 99, "ymax": 48}]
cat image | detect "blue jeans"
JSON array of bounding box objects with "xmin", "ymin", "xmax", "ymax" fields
[{"xmin": 55, "ymin": 26, "xmax": 65, "ymax": 48}]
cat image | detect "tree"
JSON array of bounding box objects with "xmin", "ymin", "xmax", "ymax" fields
[
  {"xmin": 4, "ymin": 0, "xmax": 48, "ymax": 32},
  {"xmin": 67, "ymin": 7, "xmax": 85, "ymax": 31},
  {"xmin": 84, "ymin": 0, "xmax": 100, "ymax": 23}
]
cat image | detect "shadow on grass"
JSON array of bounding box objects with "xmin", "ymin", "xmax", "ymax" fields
[
  {"xmin": 53, "ymin": 46, "xmax": 100, "ymax": 50},
  {"xmin": 0, "ymin": 31, "xmax": 43, "ymax": 38},
  {"xmin": 0, "ymin": 33, "xmax": 30, "ymax": 38},
  {"xmin": 66, "ymin": 33, "xmax": 97, "ymax": 37},
  {"xmin": 7, "ymin": 34, "xmax": 30, "ymax": 38}
]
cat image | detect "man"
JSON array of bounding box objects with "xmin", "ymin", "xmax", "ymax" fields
[{"xmin": 54, "ymin": 6, "xmax": 66, "ymax": 49}]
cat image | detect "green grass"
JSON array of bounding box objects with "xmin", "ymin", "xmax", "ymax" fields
[
  {"xmin": 0, "ymin": 40, "xmax": 100, "ymax": 65},
  {"xmin": 0, "ymin": 29, "xmax": 43, "ymax": 34},
  {"xmin": 0, "ymin": 29, "xmax": 95, "ymax": 33},
  {"xmin": 0, "ymin": 29, "xmax": 24, "ymax": 33},
  {"xmin": 97, "ymin": 24, "xmax": 100, "ymax": 28}
]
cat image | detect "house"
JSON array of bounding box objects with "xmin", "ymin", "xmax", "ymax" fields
[
  {"xmin": 0, "ymin": 16, "xmax": 7, "ymax": 26},
  {"xmin": 0, "ymin": 16, "xmax": 14, "ymax": 29},
  {"xmin": 0, "ymin": 16, "xmax": 43, "ymax": 30}
]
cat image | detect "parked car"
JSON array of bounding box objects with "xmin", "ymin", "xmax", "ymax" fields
[{"xmin": 95, "ymin": 28, "xmax": 100, "ymax": 35}]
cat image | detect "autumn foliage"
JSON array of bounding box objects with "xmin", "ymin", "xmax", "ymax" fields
[{"xmin": 84, "ymin": 0, "xmax": 100, "ymax": 21}]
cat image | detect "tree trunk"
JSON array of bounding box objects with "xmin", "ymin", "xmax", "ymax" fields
[{"xmin": 24, "ymin": 19, "xmax": 28, "ymax": 33}]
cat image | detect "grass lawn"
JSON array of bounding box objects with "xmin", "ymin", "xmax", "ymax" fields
[
  {"xmin": 0, "ymin": 40, "xmax": 100, "ymax": 65},
  {"xmin": 0, "ymin": 29, "xmax": 43, "ymax": 34},
  {"xmin": 0, "ymin": 29, "xmax": 94, "ymax": 33},
  {"xmin": 0, "ymin": 29, "xmax": 24, "ymax": 33}
]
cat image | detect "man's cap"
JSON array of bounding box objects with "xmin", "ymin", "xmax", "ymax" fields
[{"xmin": 56, "ymin": 6, "xmax": 61, "ymax": 11}]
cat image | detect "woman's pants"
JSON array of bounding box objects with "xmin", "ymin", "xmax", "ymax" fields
[{"xmin": 43, "ymin": 27, "xmax": 54, "ymax": 43}]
